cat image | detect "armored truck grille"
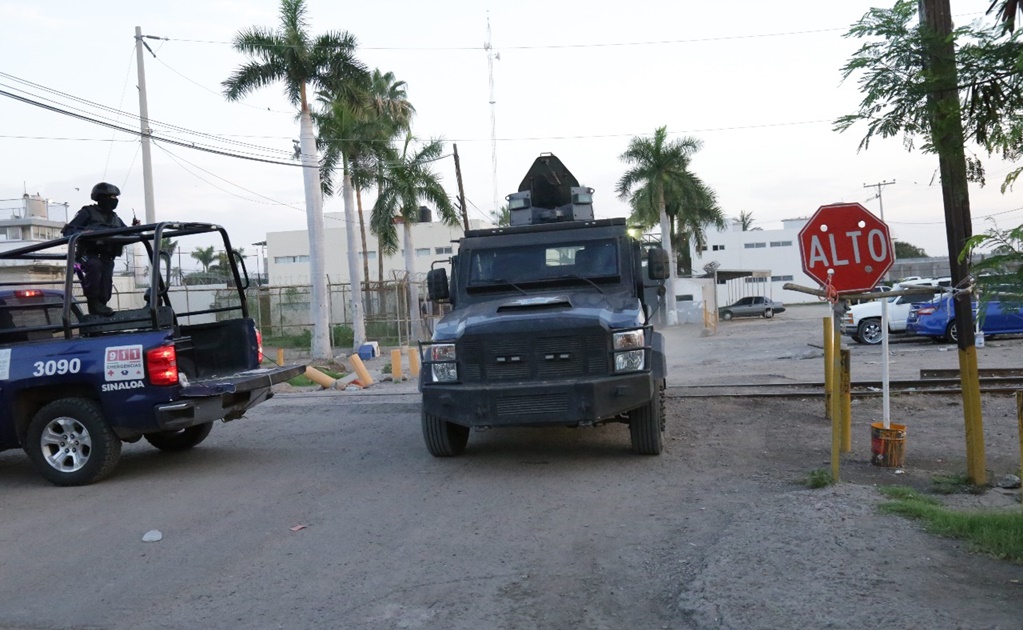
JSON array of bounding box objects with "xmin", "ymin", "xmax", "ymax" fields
[
  {"xmin": 496, "ymin": 393, "xmax": 568, "ymax": 416},
  {"xmin": 458, "ymin": 333, "xmax": 607, "ymax": 382}
]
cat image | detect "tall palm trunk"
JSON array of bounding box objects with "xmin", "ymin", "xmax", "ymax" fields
[
  {"xmin": 355, "ymin": 186, "xmax": 372, "ymax": 316},
  {"xmin": 342, "ymin": 162, "xmax": 367, "ymax": 350},
  {"xmin": 299, "ymin": 90, "xmax": 332, "ymax": 358},
  {"xmin": 403, "ymin": 219, "xmax": 424, "ymax": 341},
  {"xmin": 658, "ymin": 186, "xmax": 679, "ymax": 326}
]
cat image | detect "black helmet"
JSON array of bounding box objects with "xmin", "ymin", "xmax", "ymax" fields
[{"xmin": 90, "ymin": 182, "xmax": 120, "ymax": 201}]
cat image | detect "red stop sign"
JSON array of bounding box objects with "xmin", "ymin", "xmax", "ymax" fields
[{"xmin": 798, "ymin": 202, "xmax": 893, "ymax": 294}]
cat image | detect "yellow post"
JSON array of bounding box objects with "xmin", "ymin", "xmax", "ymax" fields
[
  {"xmin": 1016, "ymin": 391, "xmax": 1022, "ymax": 504},
  {"xmin": 840, "ymin": 348, "xmax": 852, "ymax": 453},
  {"xmin": 349, "ymin": 354, "xmax": 374, "ymax": 387},
  {"xmin": 407, "ymin": 346, "xmax": 420, "ymax": 378},
  {"xmin": 391, "ymin": 349, "xmax": 403, "ymax": 381},
  {"xmin": 277, "ymin": 347, "xmax": 285, "ymax": 366},
  {"xmin": 830, "ymin": 307, "xmax": 843, "ymax": 481},
  {"xmin": 823, "ymin": 317, "xmax": 833, "ymax": 420},
  {"xmin": 304, "ymin": 366, "xmax": 336, "ymax": 389},
  {"xmin": 958, "ymin": 346, "xmax": 986, "ymax": 485}
]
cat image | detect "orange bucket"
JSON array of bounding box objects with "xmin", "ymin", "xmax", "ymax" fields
[{"xmin": 870, "ymin": 422, "xmax": 906, "ymax": 468}]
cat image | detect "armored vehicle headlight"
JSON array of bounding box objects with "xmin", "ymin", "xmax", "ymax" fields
[
  {"xmin": 612, "ymin": 329, "xmax": 646, "ymax": 373},
  {"xmin": 427, "ymin": 343, "xmax": 458, "ymax": 382}
]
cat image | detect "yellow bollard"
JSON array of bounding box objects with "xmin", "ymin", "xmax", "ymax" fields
[
  {"xmin": 277, "ymin": 347, "xmax": 285, "ymax": 366},
  {"xmin": 349, "ymin": 354, "xmax": 374, "ymax": 387},
  {"xmin": 407, "ymin": 346, "xmax": 420, "ymax": 378},
  {"xmin": 840, "ymin": 348, "xmax": 851, "ymax": 453},
  {"xmin": 823, "ymin": 317, "xmax": 833, "ymax": 420},
  {"xmin": 391, "ymin": 349, "xmax": 404, "ymax": 381},
  {"xmin": 304, "ymin": 366, "xmax": 336, "ymax": 389}
]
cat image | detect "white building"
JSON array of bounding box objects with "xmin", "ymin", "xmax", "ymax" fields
[
  {"xmin": 266, "ymin": 212, "xmax": 494, "ymax": 285},
  {"xmin": 689, "ymin": 217, "xmax": 820, "ymax": 306}
]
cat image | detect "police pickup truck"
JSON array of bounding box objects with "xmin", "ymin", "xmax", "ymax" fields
[
  {"xmin": 420, "ymin": 154, "xmax": 671, "ymax": 456},
  {"xmin": 0, "ymin": 222, "xmax": 303, "ymax": 485}
]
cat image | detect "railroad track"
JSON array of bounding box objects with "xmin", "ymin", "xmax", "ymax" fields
[{"xmin": 670, "ymin": 368, "xmax": 1023, "ymax": 398}]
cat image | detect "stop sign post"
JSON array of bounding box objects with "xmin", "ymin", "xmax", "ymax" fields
[{"xmin": 798, "ymin": 202, "xmax": 894, "ymax": 294}]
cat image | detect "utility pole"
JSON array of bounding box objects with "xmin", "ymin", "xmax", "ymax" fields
[
  {"xmin": 452, "ymin": 144, "xmax": 469, "ymax": 232},
  {"xmin": 484, "ymin": 15, "xmax": 499, "ymax": 216},
  {"xmin": 135, "ymin": 26, "xmax": 156, "ymax": 224},
  {"xmin": 918, "ymin": 0, "xmax": 985, "ymax": 484},
  {"xmin": 863, "ymin": 179, "xmax": 896, "ymax": 277}
]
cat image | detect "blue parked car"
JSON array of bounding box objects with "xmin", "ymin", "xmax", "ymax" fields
[{"xmin": 906, "ymin": 296, "xmax": 1023, "ymax": 342}]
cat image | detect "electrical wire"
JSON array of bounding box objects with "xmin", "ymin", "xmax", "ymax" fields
[{"xmin": 104, "ymin": 44, "xmax": 137, "ymax": 179}]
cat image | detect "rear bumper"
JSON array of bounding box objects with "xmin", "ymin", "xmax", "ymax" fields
[
  {"xmin": 422, "ymin": 373, "xmax": 654, "ymax": 428},
  {"xmin": 154, "ymin": 364, "xmax": 305, "ymax": 430}
]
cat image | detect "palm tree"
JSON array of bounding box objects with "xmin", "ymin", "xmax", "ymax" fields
[
  {"xmin": 492, "ymin": 204, "xmax": 510, "ymax": 227},
  {"xmin": 222, "ymin": 0, "xmax": 368, "ymax": 360},
  {"xmin": 738, "ymin": 211, "xmax": 755, "ymax": 231},
  {"xmin": 616, "ymin": 127, "xmax": 705, "ymax": 325},
  {"xmin": 191, "ymin": 246, "xmax": 215, "ymax": 273},
  {"xmin": 371, "ymin": 135, "xmax": 458, "ymax": 340}
]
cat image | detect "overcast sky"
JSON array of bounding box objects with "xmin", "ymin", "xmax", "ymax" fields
[{"xmin": 1, "ymin": 0, "xmax": 1019, "ymax": 268}]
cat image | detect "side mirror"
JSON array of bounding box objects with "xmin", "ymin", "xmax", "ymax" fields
[
  {"xmin": 647, "ymin": 248, "xmax": 670, "ymax": 280},
  {"xmin": 427, "ymin": 268, "xmax": 449, "ymax": 302}
]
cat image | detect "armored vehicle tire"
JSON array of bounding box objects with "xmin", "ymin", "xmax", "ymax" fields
[
  {"xmin": 763, "ymin": 308, "xmax": 774, "ymax": 319},
  {"xmin": 144, "ymin": 422, "xmax": 214, "ymax": 451},
  {"xmin": 720, "ymin": 311, "xmax": 734, "ymax": 321},
  {"xmin": 857, "ymin": 319, "xmax": 883, "ymax": 345},
  {"xmin": 422, "ymin": 411, "xmax": 469, "ymax": 457},
  {"xmin": 629, "ymin": 380, "xmax": 665, "ymax": 455},
  {"xmin": 25, "ymin": 398, "xmax": 122, "ymax": 486}
]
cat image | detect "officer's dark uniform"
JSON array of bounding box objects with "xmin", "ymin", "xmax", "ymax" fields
[{"xmin": 62, "ymin": 183, "xmax": 127, "ymax": 316}]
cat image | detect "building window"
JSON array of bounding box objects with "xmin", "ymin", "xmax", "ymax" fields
[
  {"xmin": 415, "ymin": 248, "xmax": 431, "ymax": 256},
  {"xmin": 273, "ymin": 255, "xmax": 310, "ymax": 264},
  {"xmin": 675, "ymin": 294, "xmax": 694, "ymax": 302},
  {"xmin": 770, "ymin": 241, "xmax": 793, "ymax": 247},
  {"xmin": 771, "ymin": 275, "xmax": 794, "ymax": 282},
  {"xmin": 358, "ymin": 251, "xmax": 377, "ymax": 260},
  {"xmin": 700, "ymin": 245, "xmax": 708, "ymax": 252},
  {"xmin": 744, "ymin": 242, "xmax": 766, "ymax": 249},
  {"xmin": 744, "ymin": 277, "xmax": 767, "ymax": 283},
  {"xmin": 712, "ymin": 244, "xmax": 725, "ymax": 251},
  {"xmin": 435, "ymin": 246, "xmax": 453, "ymax": 255}
]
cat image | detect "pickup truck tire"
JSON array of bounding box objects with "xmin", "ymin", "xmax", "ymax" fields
[
  {"xmin": 25, "ymin": 398, "xmax": 121, "ymax": 487},
  {"xmin": 422, "ymin": 411, "xmax": 469, "ymax": 457},
  {"xmin": 720, "ymin": 311, "xmax": 734, "ymax": 321},
  {"xmin": 629, "ymin": 380, "xmax": 665, "ymax": 455},
  {"xmin": 857, "ymin": 319, "xmax": 884, "ymax": 345},
  {"xmin": 144, "ymin": 422, "xmax": 214, "ymax": 451}
]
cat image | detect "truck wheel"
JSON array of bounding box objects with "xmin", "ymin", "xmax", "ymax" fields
[
  {"xmin": 857, "ymin": 319, "xmax": 883, "ymax": 345},
  {"xmin": 720, "ymin": 311, "xmax": 733, "ymax": 321},
  {"xmin": 629, "ymin": 380, "xmax": 665, "ymax": 455},
  {"xmin": 25, "ymin": 398, "xmax": 121, "ymax": 486},
  {"xmin": 422, "ymin": 411, "xmax": 469, "ymax": 457},
  {"xmin": 144, "ymin": 422, "xmax": 214, "ymax": 451}
]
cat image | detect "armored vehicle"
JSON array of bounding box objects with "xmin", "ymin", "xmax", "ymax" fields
[{"xmin": 420, "ymin": 154, "xmax": 671, "ymax": 456}]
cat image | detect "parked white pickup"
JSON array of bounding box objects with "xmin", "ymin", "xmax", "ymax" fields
[{"xmin": 842, "ymin": 278, "xmax": 951, "ymax": 344}]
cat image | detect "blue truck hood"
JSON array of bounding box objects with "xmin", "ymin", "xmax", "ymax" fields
[{"xmin": 433, "ymin": 291, "xmax": 644, "ymax": 339}]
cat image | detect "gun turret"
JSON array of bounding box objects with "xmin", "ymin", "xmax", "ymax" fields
[{"xmin": 505, "ymin": 153, "xmax": 594, "ymax": 226}]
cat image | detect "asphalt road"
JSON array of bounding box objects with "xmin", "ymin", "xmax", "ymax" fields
[{"xmin": 2, "ymin": 305, "xmax": 1022, "ymax": 629}]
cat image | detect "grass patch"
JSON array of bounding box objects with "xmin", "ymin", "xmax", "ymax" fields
[
  {"xmin": 878, "ymin": 486, "xmax": 1023, "ymax": 563},
  {"xmin": 931, "ymin": 473, "xmax": 976, "ymax": 495},
  {"xmin": 803, "ymin": 468, "xmax": 834, "ymax": 489},
  {"xmin": 263, "ymin": 330, "xmax": 312, "ymax": 350}
]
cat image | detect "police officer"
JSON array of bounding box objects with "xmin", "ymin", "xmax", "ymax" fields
[{"xmin": 62, "ymin": 182, "xmax": 129, "ymax": 316}]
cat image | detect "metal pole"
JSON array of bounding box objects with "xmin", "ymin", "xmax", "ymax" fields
[
  {"xmin": 135, "ymin": 26, "xmax": 156, "ymax": 224},
  {"xmin": 453, "ymin": 144, "xmax": 469, "ymax": 231},
  {"xmin": 865, "ymin": 180, "xmax": 895, "ymax": 429}
]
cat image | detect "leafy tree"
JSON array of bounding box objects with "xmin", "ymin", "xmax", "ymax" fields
[
  {"xmin": 190, "ymin": 246, "xmax": 215, "ymax": 273},
  {"xmin": 962, "ymin": 223, "xmax": 1023, "ymax": 305},
  {"xmin": 617, "ymin": 127, "xmax": 708, "ymax": 325},
  {"xmin": 222, "ymin": 0, "xmax": 369, "ymax": 359},
  {"xmin": 492, "ymin": 204, "xmax": 510, "ymax": 227},
  {"xmin": 626, "ymin": 177, "xmax": 723, "ymax": 276},
  {"xmin": 894, "ymin": 241, "xmax": 928, "ymax": 258},
  {"xmin": 371, "ymin": 135, "xmax": 458, "ymax": 340}
]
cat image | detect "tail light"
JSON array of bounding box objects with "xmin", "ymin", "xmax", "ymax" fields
[
  {"xmin": 915, "ymin": 306, "xmax": 938, "ymax": 316},
  {"xmin": 15, "ymin": 289, "xmax": 43, "ymax": 298},
  {"xmin": 146, "ymin": 345, "xmax": 178, "ymax": 386},
  {"xmin": 255, "ymin": 328, "xmax": 263, "ymax": 363}
]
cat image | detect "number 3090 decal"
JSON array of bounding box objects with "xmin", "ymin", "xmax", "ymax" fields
[{"xmin": 32, "ymin": 358, "xmax": 81, "ymax": 376}]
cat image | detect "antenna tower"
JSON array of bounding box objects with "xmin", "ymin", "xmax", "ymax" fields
[{"xmin": 484, "ymin": 15, "xmax": 499, "ymax": 216}]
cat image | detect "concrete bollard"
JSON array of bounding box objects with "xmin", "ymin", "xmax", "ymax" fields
[
  {"xmin": 304, "ymin": 366, "xmax": 336, "ymax": 389},
  {"xmin": 391, "ymin": 349, "xmax": 403, "ymax": 381},
  {"xmin": 277, "ymin": 347, "xmax": 285, "ymax": 366},
  {"xmin": 349, "ymin": 354, "xmax": 374, "ymax": 386},
  {"xmin": 407, "ymin": 346, "xmax": 420, "ymax": 378}
]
